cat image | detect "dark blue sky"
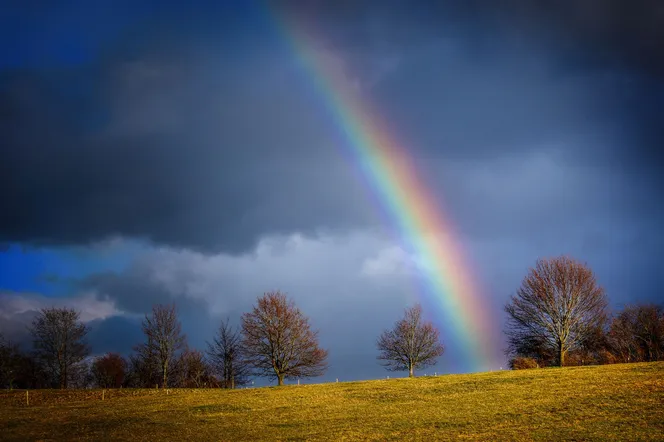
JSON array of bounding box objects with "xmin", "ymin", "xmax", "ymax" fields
[{"xmin": 1, "ymin": 0, "xmax": 662, "ymax": 383}]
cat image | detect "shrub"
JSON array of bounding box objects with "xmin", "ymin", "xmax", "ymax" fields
[
  {"xmin": 564, "ymin": 353, "xmax": 585, "ymax": 366},
  {"xmin": 509, "ymin": 357, "xmax": 539, "ymax": 370},
  {"xmin": 597, "ymin": 349, "xmax": 618, "ymax": 365}
]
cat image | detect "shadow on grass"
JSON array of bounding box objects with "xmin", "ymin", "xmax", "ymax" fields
[{"xmin": 190, "ymin": 404, "xmax": 252, "ymax": 415}]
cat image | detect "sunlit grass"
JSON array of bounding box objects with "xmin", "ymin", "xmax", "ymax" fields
[{"xmin": 1, "ymin": 362, "xmax": 662, "ymax": 441}]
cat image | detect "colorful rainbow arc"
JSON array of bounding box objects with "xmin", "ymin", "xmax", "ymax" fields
[{"xmin": 272, "ymin": 13, "xmax": 495, "ymax": 372}]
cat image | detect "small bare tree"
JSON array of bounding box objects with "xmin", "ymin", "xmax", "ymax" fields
[
  {"xmin": 207, "ymin": 318, "xmax": 250, "ymax": 388},
  {"xmin": 377, "ymin": 304, "xmax": 444, "ymax": 377},
  {"xmin": 609, "ymin": 304, "xmax": 663, "ymax": 362},
  {"xmin": 242, "ymin": 291, "xmax": 328, "ymax": 386},
  {"xmin": 0, "ymin": 334, "xmax": 21, "ymax": 389},
  {"xmin": 91, "ymin": 353, "xmax": 127, "ymax": 388},
  {"xmin": 173, "ymin": 348, "xmax": 214, "ymax": 388},
  {"xmin": 138, "ymin": 304, "xmax": 186, "ymax": 388},
  {"xmin": 126, "ymin": 348, "xmax": 160, "ymax": 388},
  {"xmin": 29, "ymin": 307, "xmax": 89, "ymax": 388},
  {"xmin": 505, "ymin": 256, "xmax": 608, "ymax": 367}
]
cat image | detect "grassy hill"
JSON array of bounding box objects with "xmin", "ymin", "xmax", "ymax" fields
[{"xmin": 1, "ymin": 362, "xmax": 662, "ymax": 441}]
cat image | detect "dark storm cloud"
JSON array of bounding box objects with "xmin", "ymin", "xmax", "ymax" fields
[
  {"xmin": 0, "ymin": 52, "xmax": 375, "ymax": 252},
  {"xmin": 284, "ymin": 0, "xmax": 664, "ymax": 176},
  {"xmin": 79, "ymin": 269, "xmax": 209, "ymax": 318},
  {"xmin": 87, "ymin": 315, "xmax": 144, "ymax": 356},
  {"xmin": 0, "ymin": 309, "xmax": 37, "ymax": 346},
  {"xmin": 1, "ymin": 0, "xmax": 662, "ymax": 253},
  {"xmin": 287, "ymin": 0, "xmax": 664, "ymax": 76}
]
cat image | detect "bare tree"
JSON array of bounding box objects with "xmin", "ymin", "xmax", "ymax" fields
[
  {"xmin": 0, "ymin": 334, "xmax": 21, "ymax": 389},
  {"xmin": 242, "ymin": 291, "xmax": 328, "ymax": 386},
  {"xmin": 0, "ymin": 336, "xmax": 47, "ymax": 389},
  {"xmin": 628, "ymin": 304, "xmax": 663, "ymax": 362},
  {"xmin": 137, "ymin": 304, "xmax": 186, "ymax": 388},
  {"xmin": 29, "ymin": 307, "xmax": 89, "ymax": 388},
  {"xmin": 377, "ymin": 304, "xmax": 445, "ymax": 377},
  {"xmin": 172, "ymin": 348, "xmax": 215, "ymax": 388},
  {"xmin": 609, "ymin": 304, "xmax": 663, "ymax": 362},
  {"xmin": 91, "ymin": 353, "xmax": 127, "ymax": 388},
  {"xmin": 504, "ymin": 256, "xmax": 608, "ymax": 367},
  {"xmin": 126, "ymin": 348, "xmax": 160, "ymax": 388},
  {"xmin": 607, "ymin": 311, "xmax": 636, "ymax": 363},
  {"xmin": 207, "ymin": 318, "xmax": 250, "ymax": 388}
]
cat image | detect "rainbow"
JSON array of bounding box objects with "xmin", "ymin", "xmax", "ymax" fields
[{"xmin": 271, "ymin": 11, "xmax": 495, "ymax": 372}]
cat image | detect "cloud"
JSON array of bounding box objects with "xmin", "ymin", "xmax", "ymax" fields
[
  {"xmin": 73, "ymin": 230, "xmax": 502, "ymax": 377},
  {"xmin": 0, "ymin": 291, "xmax": 119, "ymax": 322},
  {"xmin": 0, "ymin": 291, "xmax": 121, "ymax": 345},
  {"xmin": 0, "ymin": 290, "xmax": 144, "ymax": 357},
  {"xmin": 283, "ymin": 0, "xmax": 664, "ymax": 76},
  {"xmin": 87, "ymin": 315, "xmax": 144, "ymax": 356},
  {"xmin": 360, "ymin": 245, "xmax": 416, "ymax": 278},
  {"xmin": 78, "ymin": 230, "xmax": 416, "ymax": 316},
  {"xmin": 1, "ymin": 0, "xmax": 661, "ymax": 254},
  {"xmin": 0, "ymin": 44, "xmax": 382, "ymax": 252}
]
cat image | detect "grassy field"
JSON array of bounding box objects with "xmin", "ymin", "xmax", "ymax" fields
[{"xmin": 1, "ymin": 362, "xmax": 662, "ymax": 441}]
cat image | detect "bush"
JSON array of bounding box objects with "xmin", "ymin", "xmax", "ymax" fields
[
  {"xmin": 509, "ymin": 357, "xmax": 539, "ymax": 370},
  {"xmin": 597, "ymin": 349, "xmax": 618, "ymax": 365},
  {"xmin": 564, "ymin": 353, "xmax": 586, "ymax": 366}
]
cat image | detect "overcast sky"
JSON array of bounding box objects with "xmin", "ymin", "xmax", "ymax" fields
[{"xmin": 1, "ymin": 0, "xmax": 662, "ymax": 383}]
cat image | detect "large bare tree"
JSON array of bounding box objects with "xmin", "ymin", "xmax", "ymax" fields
[
  {"xmin": 377, "ymin": 304, "xmax": 444, "ymax": 377},
  {"xmin": 242, "ymin": 291, "xmax": 328, "ymax": 386},
  {"xmin": 137, "ymin": 304, "xmax": 186, "ymax": 388},
  {"xmin": 505, "ymin": 256, "xmax": 608, "ymax": 367},
  {"xmin": 29, "ymin": 307, "xmax": 89, "ymax": 388},
  {"xmin": 207, "ymin": 318, "xmax": 250, "ymax": 388}
]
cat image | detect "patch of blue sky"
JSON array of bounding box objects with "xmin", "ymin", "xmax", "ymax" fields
[{"xmin": 0, "ymin": 240, "xmax": 141, "ymax": 296}]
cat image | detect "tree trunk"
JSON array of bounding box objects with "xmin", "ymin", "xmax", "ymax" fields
[
  {"xmin": 277, "ymin": 374, "xmax": 284, "ymax": 386},
  {"xmin": 230, "ymin": 375, "xmax": 235, "ymax": 390},
  {"xmin": 408, "ymin": 363, "xmax": 414, "ymax": 377},
  {"xmin": 558, "ymin": 342, "xmax": 566, "ymax": 367},
  {"xmin": 163, "ymin": 363, "xmax": 168, "ymax": 388}
]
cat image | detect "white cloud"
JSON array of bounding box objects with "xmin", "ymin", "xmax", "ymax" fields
[
  {"xmin": 119, "ymin": 229, "xmax": 417, "ymax": 318},
  {"xmin": 0, "ymin": 291, "xmax": 121, "ymax": 323},
  {"xmin": 360, "ymin": 244, "xmax": 416, "ymax": 277}
]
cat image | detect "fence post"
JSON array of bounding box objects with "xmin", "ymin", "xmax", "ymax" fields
[
  {"xmin": 26, "ymin": 390, "xmax": 29, "ymax": 406},
  {"xmin": 102, "ymin": 389, "xmax": 105, "ymax": 401}
]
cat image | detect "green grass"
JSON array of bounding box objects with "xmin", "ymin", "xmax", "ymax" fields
[{"xmin": 1, "ymin": 362, "xmax": 662, "ymax": 441}]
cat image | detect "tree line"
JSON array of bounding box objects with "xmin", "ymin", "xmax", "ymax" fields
[
  {"xmin": 1, "ymin": 255, "xmax": 661, "ymax": 389},
  {"xmin": 505, "ymin": 256, "xmax": 664, "ymax": 369},
  {"xmin": 0, "ymin": 291, "xmax": 442, "ymax": 389}
]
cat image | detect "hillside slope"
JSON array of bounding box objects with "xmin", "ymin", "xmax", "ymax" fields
[{"xmin": 1, "ymin": 362, "xmax": 663, "ymax": 441}]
